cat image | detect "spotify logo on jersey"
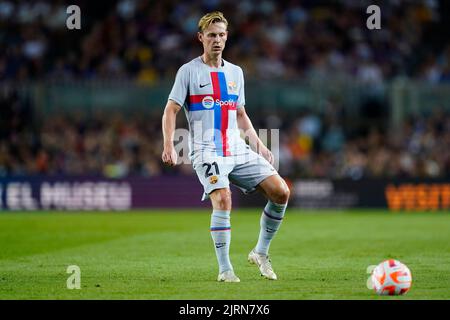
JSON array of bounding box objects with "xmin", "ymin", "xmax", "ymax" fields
[{"xmin": 202, "ymin": 96, "xmax": 215, "ymax": 109}]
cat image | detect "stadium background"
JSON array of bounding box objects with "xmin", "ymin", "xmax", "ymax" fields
[
  {"xmin": 1, "ymin": 0, "xmax": 449, "ymax": 210},
  {"xmin": 0, "ymin": 0, "xmax": 450, "ymax": 300}
]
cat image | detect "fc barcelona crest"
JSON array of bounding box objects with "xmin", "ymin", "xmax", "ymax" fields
[
  {"xmin": 228, "ymin": 81, "xmax": 237, "ymax": 92},
  {"xmin": 210, "ymin": 176, "xmax": 218, "ymax": 184}
]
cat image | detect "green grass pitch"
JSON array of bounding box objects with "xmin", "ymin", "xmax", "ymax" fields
[{"xmin": 0, "ymin": 209, "xmax": 449, "ymax": 300}]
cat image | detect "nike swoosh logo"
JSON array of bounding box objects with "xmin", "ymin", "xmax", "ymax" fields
[{"xmin": 200, "ymin": 83, "xmax": 210, "ymax": 88}]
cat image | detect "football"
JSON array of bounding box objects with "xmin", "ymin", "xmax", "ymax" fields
[{"xmin": 370, "ymin": 259, "xmax": 412, "ymax": 295}]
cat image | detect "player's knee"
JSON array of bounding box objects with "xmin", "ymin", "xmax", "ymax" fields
[
  {"xmin": 211, "ymin": 189, "xmax": 232, "ymax": 210},
  {"xmin": 272, "ymin": 182, "xmax": 290, "ymax": 204}
]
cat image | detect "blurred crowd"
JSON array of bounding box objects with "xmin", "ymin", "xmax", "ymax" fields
[
  {"xmin": 276, "ymin": 108, "xmax": 450, "ymax": 179},
  {"xmin": 1, "ymin": 0, "xmax": 450, "ymax": 84},
  {"xmin": 0, "ymin": 87, "xmax": 165, "ymax": 177},
  {"xmin": 1, "ymin": 87, "xmax": 449, "ymax": 179},
  {"xmin": 1, "ymin": 0, "xmax": 449, "ymax": 179}
]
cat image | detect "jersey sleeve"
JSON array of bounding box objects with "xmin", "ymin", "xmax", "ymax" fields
[
  {"xmin": 168, "ymin": 64, "xmax": 189, "ymax": 107},
  {"xmin": 237, "ymin": 67, "xmax": 245, "ymax": 109}
]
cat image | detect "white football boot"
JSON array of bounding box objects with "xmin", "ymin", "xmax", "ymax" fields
[
  {"xmin": 248, "ymin": 249, "xmax": 278, "ymax": 280},
  {"xmin": 217, "ymin": 270, "xmax": 241, "ymax": 283}
]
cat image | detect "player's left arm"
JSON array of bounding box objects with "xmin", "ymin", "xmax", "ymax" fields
[{"xmin": 236, "ymin": 107, "xmax": 274, "ymax": 165}]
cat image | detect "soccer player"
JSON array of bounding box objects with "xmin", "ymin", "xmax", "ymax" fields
[{"xmin": 162, "ymin": 11, "xmax": 290, "ymax": 282}]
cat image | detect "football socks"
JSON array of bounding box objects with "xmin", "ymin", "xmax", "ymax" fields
[
  {"xmin": 210, "ymin": 210, "xmax": 233, "ymax": 273},
  {"xmin": 255, "ymin": 200, "xmax": 287, "ymax": 256}
]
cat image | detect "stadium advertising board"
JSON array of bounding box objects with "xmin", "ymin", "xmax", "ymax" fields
[
  {"xmin": 1, "ymin": 177, "xmax": 448, "ymax": 211},
  {"xmin": 385, "ymin": 183, "xmax": 450, "ymax": 211},
  {"xmin": 0, "ymin": 176, "xmax": 210, "ymax": 210},
  {"xmin": 287, "ymin": 180, "xmax": 450, "ymax": 211}
]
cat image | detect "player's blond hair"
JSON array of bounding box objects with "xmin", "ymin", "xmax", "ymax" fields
[{"xmin": 198, "ymin": 11, "xmax": 228, "ymax": 33}]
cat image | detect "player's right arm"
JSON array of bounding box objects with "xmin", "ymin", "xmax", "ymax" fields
[
  {"xmin": 162, "ymin": 63, "xmax": 189, "ymax": 166},
  {"xmin": 161, "ymin": 100, "xmax": 181, "ymax": 166}
]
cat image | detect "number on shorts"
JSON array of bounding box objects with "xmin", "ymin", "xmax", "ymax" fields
[{"xmin": 202, "ymin": 162, "xmax": 220, "ymax": 178}]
